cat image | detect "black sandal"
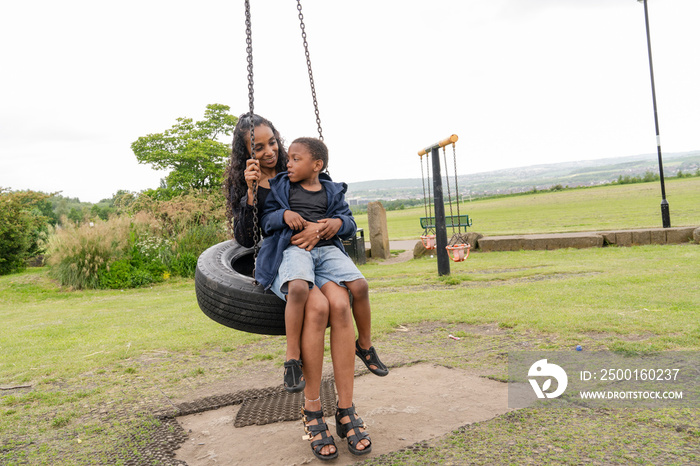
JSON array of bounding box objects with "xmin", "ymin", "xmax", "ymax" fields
[
  {"xmin": 335, "ymin": 403, "xmax": 372, "ymax": 456},
  {"xmin": 284, "ymin": 359, "xmax": 305, "ymax": 393},
  {"xmin": 301, "ymin": 407, "xmax": 338, "ymax": 461},
  {"xmin": 355, "ymin": 340, "xmax": 389, "ymax": 377}
]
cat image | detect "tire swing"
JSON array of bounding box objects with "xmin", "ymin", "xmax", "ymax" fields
[
  {"xmin": 195, "ymin": 0, "xmax": 323, "ymax": 335},
  {"xmin": 418, "ymin": 151, "xmax": 436, "ymax": 250}
]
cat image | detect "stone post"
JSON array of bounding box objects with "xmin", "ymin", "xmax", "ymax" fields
[{"xmin": 367, "ymin": 201, "xmax": 391, "ymax": 259}]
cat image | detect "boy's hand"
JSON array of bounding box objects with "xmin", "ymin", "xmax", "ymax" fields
[
  {"xmin": 283, "ymin": 210, "xmax": 307, "ymax": 231},
  {"xmin": 291, "ymin": 222, "xmax": 322, "ymax": 251},
  {"xmin": 317, "ymin": 218, "xmax": 342, "ymax": 240}
]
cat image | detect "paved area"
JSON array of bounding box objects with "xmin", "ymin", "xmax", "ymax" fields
[{"xmin": 175, "ymin": 364, "xmax": 512, "ymax": 465}]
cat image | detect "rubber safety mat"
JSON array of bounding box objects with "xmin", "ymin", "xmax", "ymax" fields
[{"xmin": 234, "ymin": 377, "xmax": 336, "ymax": 427}]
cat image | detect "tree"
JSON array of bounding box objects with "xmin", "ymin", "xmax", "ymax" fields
[
  {"xmin": 131, "ymin": 104, "xmax": 238, "ymax": 196},
  {"xmin": 0, "ymin": 189, "xmax": 52, "ymax": 275}
]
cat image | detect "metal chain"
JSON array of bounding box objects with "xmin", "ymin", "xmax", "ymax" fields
[
  {"xmin": 296, "ymin": 0, "xmax": 323, "ymax": 140},
  {"xmin": 245, "ymin": 0, "xmax": 260, "ymax": 281},
  {"xmin": 419, "ymin": 155, "xmax": 429, "ymax": 233},
  {"xmin": 425, "ymin": 152, "xmax": 434, "ymax": 234},
  {"xmin": 451, "ymin": 143, "xmax": 463, "ymax": 232},
  {"xmin": 442, "ymin": 146, "xmax": 456, "ymax": 239}
]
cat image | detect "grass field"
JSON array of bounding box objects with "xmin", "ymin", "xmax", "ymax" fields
[
  {"xmin": 1, "ymin": 179, "xmax": 699, "ymax": 464},
  {"xmin": 355, "ymin": 176, "xmax": 700, "ymax": 239}
]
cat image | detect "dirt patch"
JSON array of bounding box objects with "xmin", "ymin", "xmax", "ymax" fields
[
  {"xmin": 377, "ymin": 249, "xmax": 413, "ymax": 265},
  {"xmin": 175, "ymin": 364, "xmax": 511, "ymax": 465},
  {"xmin": 369, "ymin": 272, "xmax": 602, "ymax": 294}
]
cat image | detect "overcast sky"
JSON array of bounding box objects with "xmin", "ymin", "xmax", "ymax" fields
[{"xmin": 1, "ymin": 0, "xmax": 698, "ymax": 203}]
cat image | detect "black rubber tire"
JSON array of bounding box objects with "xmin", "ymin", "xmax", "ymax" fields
[{"xmin": 195, "ymin": 240, "xmax": 286, "ymax": 335}]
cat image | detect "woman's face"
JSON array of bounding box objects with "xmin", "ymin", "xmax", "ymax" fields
[{"xmin": 246, "ymin": 124, "xmax": 279, "ymax": 169}]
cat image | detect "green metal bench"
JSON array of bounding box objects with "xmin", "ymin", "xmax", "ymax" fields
[{"xmin": 420, "ymin": 214, "xmax": 472, "ymax": 232}]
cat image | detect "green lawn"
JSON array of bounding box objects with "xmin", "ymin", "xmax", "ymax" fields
[
  {"xmin": 355, "ymin": 176, "xmax": 700, "ymax": 239},
  {"xmin": 1, "ymin": 177, "xmax": 699, "ymax": 464}
]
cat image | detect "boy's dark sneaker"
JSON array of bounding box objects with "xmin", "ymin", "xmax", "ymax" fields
[{"xmin": 283, "ymin": 358, "xmax": 305, "ymax": 393}]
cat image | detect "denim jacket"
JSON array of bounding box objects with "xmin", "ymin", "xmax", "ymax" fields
[{"xmin": 254, "ymin": 172, "xmax": 356, "ymax": 289}]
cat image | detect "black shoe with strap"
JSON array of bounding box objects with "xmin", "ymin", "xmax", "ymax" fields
[
  {"xmin": 301, "ymin": 407, "xmax": 338, "ymax": 461},
  {"xmin": 335, "ymin": 403, "xmax": 372, "ymax": 456},
  {"xmin": 283, "ymin": 359, "xmax": 305, "ymax": 393},
  {"xmin": 355, "ymin": 340, "xmax": 389, "ymax": 377}
]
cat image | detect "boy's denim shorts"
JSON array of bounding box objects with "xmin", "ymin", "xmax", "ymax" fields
[{"xmin": 270, "ymin": 244, "xmax": 364, "ymax": 301}]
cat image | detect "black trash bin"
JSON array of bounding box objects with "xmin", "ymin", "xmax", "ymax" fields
[{"xmin": 342, "ymin": 228, "xmax": 366, "ymax": 265}]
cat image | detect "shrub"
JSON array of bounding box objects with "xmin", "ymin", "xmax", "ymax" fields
[
  {"xmin": 169, "ymin": 252, "xmax": 198, "ymax": 278},
  {"xmin": 169, "ymin": 224, "xmax": 227, "ymax": 278},
  {"xmin": 97, "ymin": 258, "xmax": 164, "ymax": 289},
  {"xmin": 0, "ymin": 189, "xmax": 52, "ymax": 275},
  {"xmin": 96, "ymin": 258, "xmax": 133, "ymax": 289}
]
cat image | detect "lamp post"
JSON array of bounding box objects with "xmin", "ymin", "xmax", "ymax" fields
[{"xmin": 638, "ymin": 0, "xmax": 671, "ymax": 228}]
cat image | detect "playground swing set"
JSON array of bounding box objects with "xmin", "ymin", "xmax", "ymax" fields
[
  {"xmin": 196, "ymin": 1, "xmax": 477, "ymax": 339},
  {"xmin": 418, "ymin": 135, "xmax": 472, "ymax": 273}
]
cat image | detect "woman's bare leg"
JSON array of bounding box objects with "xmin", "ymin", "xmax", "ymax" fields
[
  {"xmin": 301, "ymin": 286, "xmax": 328, "ymax": 406},
  {"xmin": 321, "ymin": 281, "xmax": 370, "ymax": 451},
  {"xmin": 300, "ymin": 286, "xmax": 336, "ymax": 457}
]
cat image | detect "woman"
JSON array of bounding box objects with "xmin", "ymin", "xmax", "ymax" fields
[
  {"xmin": 224, "ymin": 114, "xmax": 371, "ymax": 459},
  {"xmin": 224, "ymin": 114, "xmax": 288, "ymax": 248}
]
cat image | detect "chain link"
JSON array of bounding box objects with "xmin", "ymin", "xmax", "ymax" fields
[
  {"xmin": 425, "ymin": 152, "xmax": 434, "ymax": 234},
  {"xmin": 442, "ymin": 146, "xmax": 457, "ymax": 242},
  {"xmin": 245, "ymin": 0, "xmax": 260, "ymax": 281},
  {"xmin": 449, "ymin": 143, "xmax": 468, "ymax": 245},
  {"xmin": 451, "ymin": 143, "xmax": 462, "ymax": 230},
  {"xmin": 296, "ymin": 0, "xmax": 323, "ymax": 140},
  {"xmin": 419, "ymin": 155, "xmax": 429, "ymax": 233}
]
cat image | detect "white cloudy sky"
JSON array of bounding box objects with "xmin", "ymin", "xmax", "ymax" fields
[{"xmin": 1, "ymin": 0, "xmax": 698, "ymax": 203}]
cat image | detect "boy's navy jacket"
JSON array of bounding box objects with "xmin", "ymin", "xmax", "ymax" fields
[{"xmin": 254, "ymin": 172, "xmax": 357, "ymax": 289}]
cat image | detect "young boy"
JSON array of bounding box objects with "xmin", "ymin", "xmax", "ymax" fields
[{"xmin": 255, "ymin": 137, "xmax": 387, "ymax": 393}]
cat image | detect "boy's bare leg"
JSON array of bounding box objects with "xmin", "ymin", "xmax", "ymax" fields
[
  {"xmin": 345, "ymin": 279, "xmax": 372, "ymax": 349},
  {"xmin": 301, "ymin": 287, "xmax": 336, "ymax": 457},
  {"xmin": 321, "ymin": 281, "xmax": 370, "ymax": 451},
  {"xmin": 347, "ymin": 278, "xmax": 388, "ymax": 376},
  {"xmin": 285, "ymin": 279, "xmax": 309, "ymax": 361}
]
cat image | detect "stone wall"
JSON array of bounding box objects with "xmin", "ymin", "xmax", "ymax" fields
[{"xmin": 477, "ymin": 227, "xmax": 698, "ymax": 252}]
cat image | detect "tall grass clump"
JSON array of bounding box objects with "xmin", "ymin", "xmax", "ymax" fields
[
  {"xmin": 46, "ymin": 213, "xmax": 171, "ymax": 289},
  {"xmin": 46, "ymin": 216, "xmax": 131, "ymax": 289}
]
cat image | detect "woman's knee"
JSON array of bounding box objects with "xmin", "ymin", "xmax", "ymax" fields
[
  {"xmin": 305, "ymin": 294, "xmax": 329, "ymax": 327},
  {"xmin": 329, "ymin": 291, "xmax": 351, "ymax": 312},
  {"xmin": 329, "ymin": 296, "xmax": 353, "ymax": 324}
]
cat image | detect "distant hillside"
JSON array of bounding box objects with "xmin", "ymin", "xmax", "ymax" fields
[{"xmin": 346, "ymin": 151, "xmax": 700, "ymax": 202}]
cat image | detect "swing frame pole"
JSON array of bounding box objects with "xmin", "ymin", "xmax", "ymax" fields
[
  {"xmin": 418, "ymin": 134, "xmax": 458, "ymax": 276},
  {"xmin": 431, "ymin": 146, "xmax": 450, "ymax": 276}
]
